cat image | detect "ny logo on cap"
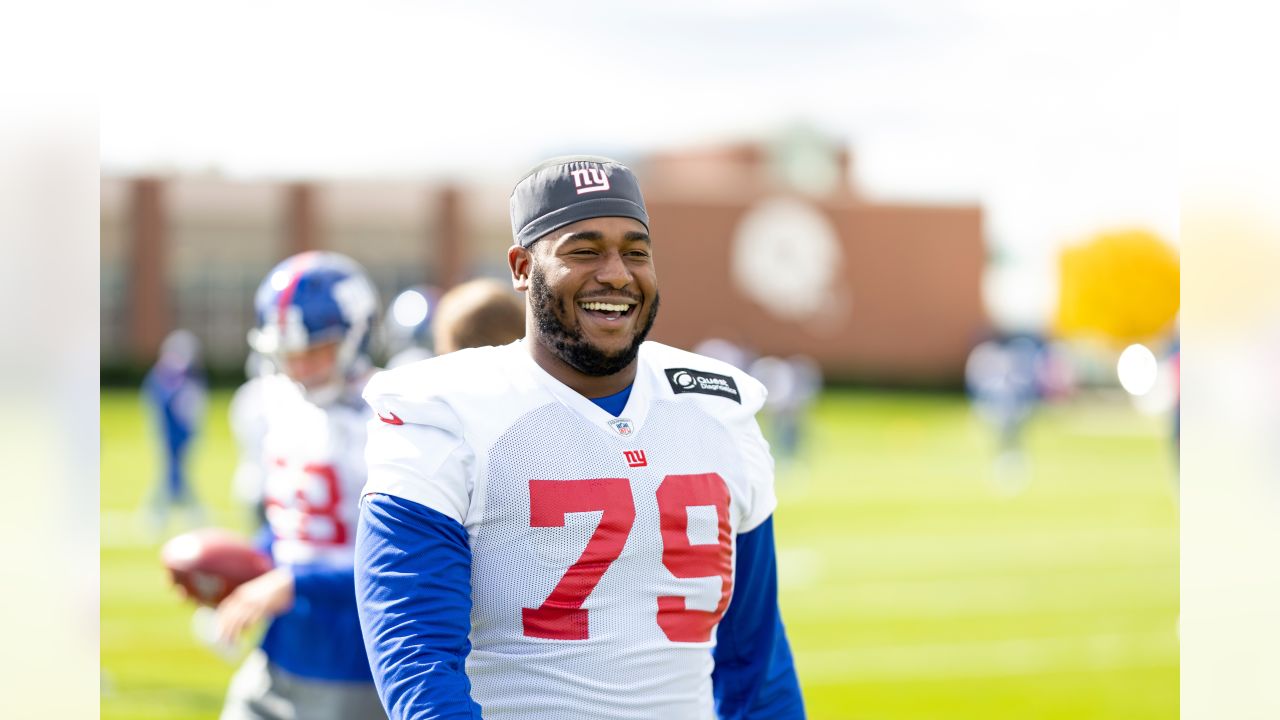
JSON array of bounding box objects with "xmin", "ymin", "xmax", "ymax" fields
[{"xmin": 570, "ymin": 167, "xmax": 610, "ymax": 195}]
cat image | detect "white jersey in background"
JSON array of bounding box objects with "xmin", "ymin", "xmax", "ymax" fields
[
  {"xmin": 362, "ymin": 340, "xmax": 776, "ymax": 720},
  {"xmin": 252, "ymin": 374, "xmax": 372, "ymax": 567},
  {"xmin": 229, "ymin": 375, "xmax": 269, "ymax": 513}
]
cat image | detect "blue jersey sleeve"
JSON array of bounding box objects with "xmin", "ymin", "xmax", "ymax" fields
[
  {"xmin": 291, "ymin": 565, "xmax": 358, "ymax": 610},
  {"xmin": 713, "ymin": 516, "xmax": 806, "ymax": 720},
  {"xmin": 356, "ymin": 493, "xmax": 482, "ymax": 720}
]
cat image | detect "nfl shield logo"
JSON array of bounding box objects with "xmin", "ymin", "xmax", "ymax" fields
[{"xmin": 608, "ymin": 418, "xmax": 634, "ymax": 437}]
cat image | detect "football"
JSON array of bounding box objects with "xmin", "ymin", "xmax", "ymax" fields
[{"xmin": 161, "ymin": 528, "xmax": 273, "ymax": 606}]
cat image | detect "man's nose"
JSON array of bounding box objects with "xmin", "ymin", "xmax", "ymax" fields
[{"xmin": 595, "ymin": 250, "xmax": 633, "ymax": 289}]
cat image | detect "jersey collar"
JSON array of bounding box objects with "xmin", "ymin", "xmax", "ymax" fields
[{"xmin": 518, "ymin": 340, "xmax": 653, "ymax": 441}]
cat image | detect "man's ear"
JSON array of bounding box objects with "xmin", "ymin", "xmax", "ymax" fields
[{"xmin": 508, "ymin": 245, "xmax": 532, "ymax": 292}]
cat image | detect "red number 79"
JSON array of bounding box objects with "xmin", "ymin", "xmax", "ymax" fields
[{"xmin": 522, "ymin": 473, "xmax": 733, "ymax": 643}]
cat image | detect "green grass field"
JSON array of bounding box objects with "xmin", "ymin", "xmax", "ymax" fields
[{"xmin": 102, "ymin": 389, "xmax": 1178, "ymax": 719}]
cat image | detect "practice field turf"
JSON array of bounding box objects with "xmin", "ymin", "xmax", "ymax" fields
[{"xmin": 102, "ymin": 388, "xmax": 1178, "ymax": 719}]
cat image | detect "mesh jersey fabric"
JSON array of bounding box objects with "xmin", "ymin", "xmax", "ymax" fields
[
  {"xmin": 361, "ymin": 341, "xmax": 777, "ymax": 719},
  {"xmin": 356, "ymin": 496, "xmax": 806, "ymax": 720}
]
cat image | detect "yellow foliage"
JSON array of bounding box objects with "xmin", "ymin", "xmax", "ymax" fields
[{"xmin": 1054, "ymin": 229, "xmax": 1179, "ymax": 345}]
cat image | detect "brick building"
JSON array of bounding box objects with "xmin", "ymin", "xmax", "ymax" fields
[{"xmin": 101, "ymin": 140, "xmax": 986, "ymax": 384}]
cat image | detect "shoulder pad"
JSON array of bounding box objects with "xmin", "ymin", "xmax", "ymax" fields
[{"xmin": 362, "ymin": 346, "xmax": 513, "ymax": 431}]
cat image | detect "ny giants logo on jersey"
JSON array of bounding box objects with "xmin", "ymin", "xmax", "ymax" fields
[
  {"xmin": 623, "ymin": 449, "xmax": 648, "ymax": 468},
  {"xmin": 570, "ymin": 166, "xmax": 610, "ymax": 194}
]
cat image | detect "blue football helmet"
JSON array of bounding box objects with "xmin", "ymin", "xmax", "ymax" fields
[{"xmin": 248, "ymin": 251, "xmax": 379, "ymax": 404}]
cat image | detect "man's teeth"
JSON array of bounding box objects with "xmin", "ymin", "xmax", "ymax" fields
[{"xmin": 579, "ymin": 302, "xmax": 631, "ymax": 312}]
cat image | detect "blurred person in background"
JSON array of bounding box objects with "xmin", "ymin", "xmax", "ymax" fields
[
  {"xmin": 141, "ymin": 328, "xmax": 208, "ymax": 535},
  {"xmin": 749, "ymin": 355, "xmax": 822, "ymax": 475},
  {"xmin": 214, "ymin": 251, "xmax": 386, "ymax": 720},
  {"xmin": 965, "ymin": 333, "xmax": 1047, "ymax": 495},
  {"xmin": 430, "ymin": 277, "xmax": 525, "ymax": 355},
  {"xmin": 694, "ymin": 336, "xmax": 755, "ymax": 372},
  {"xmin": 383, "ymin": 284, "xmax": 442, "ymax": 369}
]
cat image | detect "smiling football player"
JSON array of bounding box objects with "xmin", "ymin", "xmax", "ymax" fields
[{"xmin": 356, "ymin": 156, "xmax": 805, "ymax": 720}]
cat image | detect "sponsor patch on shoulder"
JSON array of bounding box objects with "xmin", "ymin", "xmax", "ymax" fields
[{"xmin": 664, "ymin": 368, "xmax": 741, "ymax": 403}]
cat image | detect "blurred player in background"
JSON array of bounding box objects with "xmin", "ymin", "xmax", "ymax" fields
[
  {"xmin": 965, "ymin": 333, "xmax": 1047, "ymax": 494},
  {"xmin": 694, "ymin": 336, "xmax": 754, "ymax": 372},
  {"xmin": 749, "ymin": 355, "xmax": 822, "ymax": 475},
  {"xmin": 141, "ymin": 328, "xmax": 208, "ymax": 535},
  {"xmin": 215, "ymin": 251, "xmax": 386, "ymax": 720},
  {"xmin": 356, "ymin": 156, "xmax": 804, "ymax": 719},
  {"xmin": 228, "ymin": 351, "xmax": 273, "ymax": 530},
  {"xmin": 430, "ymin": 277, "xmax": 525, "ymax": 355}
]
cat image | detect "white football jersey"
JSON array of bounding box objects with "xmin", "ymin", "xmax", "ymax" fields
[
  {"xmin": 362, "ymin": 340, "xmax": 776, "ymax": 720},
  {"xmin": 229, "ymin": 375, "xmax": 269, "ymax": 508},
  {"xmin": 243, "ymin": 373, "xmax": 372, "ymax": 568}
]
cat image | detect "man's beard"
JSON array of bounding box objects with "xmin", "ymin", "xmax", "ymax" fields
[{"xmin": 529, "ymin": 265, "xmax": 659, "ymax": 377}]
